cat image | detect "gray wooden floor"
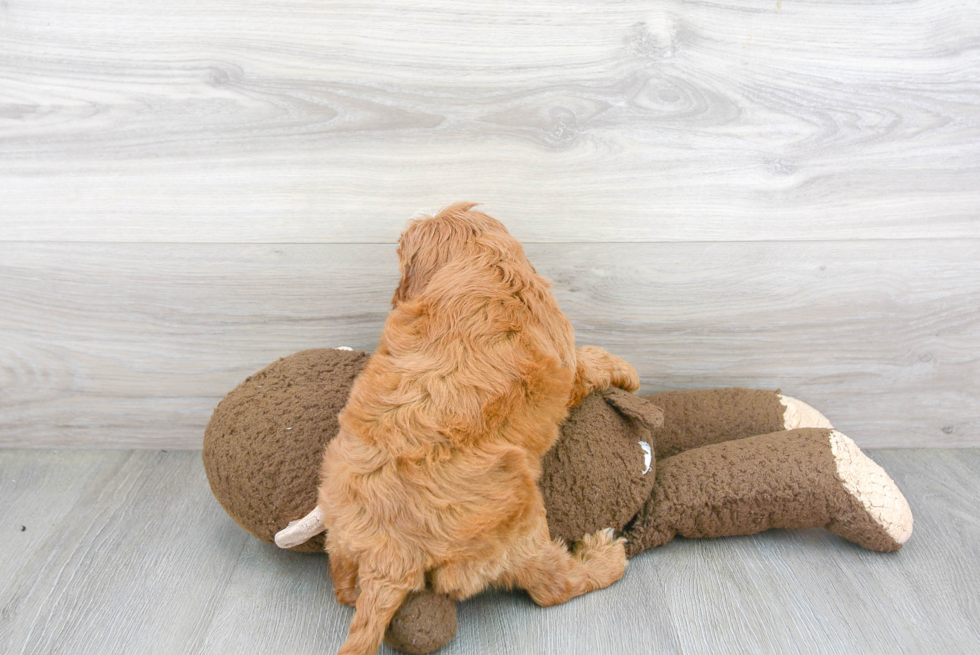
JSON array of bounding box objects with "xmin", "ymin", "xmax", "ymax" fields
[{"xmin": 1, "ymin": 449, "xmax": 978, "ymax": 654}]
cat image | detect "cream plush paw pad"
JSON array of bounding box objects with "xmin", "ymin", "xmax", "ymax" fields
[
  {"xmin": 830, "ymin": 430, "xmax": 913, "ymax": 545},
  {"xmin": 780, "ymin": 395, "xmax": 834, "ymax": 430},
  {"xmin": 274, "ymin": 506, "xmax": 325, "ymax": 549}
]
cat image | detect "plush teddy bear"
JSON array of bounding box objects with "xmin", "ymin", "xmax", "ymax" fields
[{"xmin": 203, "ymin": 348, "xmax": 912, "ymax": 654}]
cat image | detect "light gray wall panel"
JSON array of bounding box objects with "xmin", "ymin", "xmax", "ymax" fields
[
  {"xmin": 1, "ymin": 0, "xmax": 977, "ymax": 243},
  {"xmin": 1, "ymin": 240, "xmax": 975, "ymax": 448}
]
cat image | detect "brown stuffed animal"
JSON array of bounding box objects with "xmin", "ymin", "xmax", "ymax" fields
[{"xmin": 203, "ymin": 348, "xmax": 912, "ymax": 654}]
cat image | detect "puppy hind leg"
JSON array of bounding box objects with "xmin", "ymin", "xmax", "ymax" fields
[
  {"xmin": 502, "ymin": 520, "xmax": 627, "ymax": 608},
  {"xmin": 329, "ymin": 549, "xmax": 359, "ymax": 606},
  {"xmin": 430, "ymin": 559, "xmax": 500, "ymax": 601},
  {"xmin": 337, "ymin": 566, "xmax": 424, "ymax": 655}
]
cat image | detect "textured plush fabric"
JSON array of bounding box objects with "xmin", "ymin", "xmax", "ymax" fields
[
  {"xmin": 203, "ymin": 351, "xmax": 908, "ymax": 655},
  {"xmin": 384, "ymin": 591, "xmax": 458, "ymax": 654},
  {"xmin": 539, "ymin": 388, "xmax": 662, "ymax": 545},
  {"xmin": 622, "ymin": 428, "xmax": 905, "ymax": 557},
  {"xmin": 642, "ymin": 387, "xmax": 786, "ymax": 459},
  {"xmin": 202, "ymin": 348, "xmax": 369, "ymax": 553},
  {"xmin": 203, "ymin": 349, "xmax": 658, "ymax": 552},
  {"xmin": 203, "ymin": 348, "xmax": 662, "ymax": 654}
]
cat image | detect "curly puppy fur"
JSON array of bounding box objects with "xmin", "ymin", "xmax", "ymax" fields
[{"xmin": 319, "ymin": 203, "xmax": 639, "ymax": 655}]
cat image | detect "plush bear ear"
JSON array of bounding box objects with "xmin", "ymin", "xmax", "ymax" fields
[{"xmin": 602, "ymin": 387, "xmax": 664, "ymax": 431}]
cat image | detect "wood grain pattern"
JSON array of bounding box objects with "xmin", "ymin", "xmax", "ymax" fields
[
  {"xmin": 0, "ymin": 451, "xmax": 127, "ymax": 604},
  {"xmin": 1, "ymin": 0, "xmax": 978, "ymax": 242},
  {"xmin": 1, "ymin": 240, "xmax": 977, "ymax": 448},
  {"xmin": 1, "ymin": 0, "xmax": 977, "ymax": 450},
  {"xmin": 1, "ymin": 449, "xmax": 978, "ymax": 654}
]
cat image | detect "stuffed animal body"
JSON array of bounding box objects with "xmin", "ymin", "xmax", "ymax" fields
[{"xmin": 203, "ymin": 348, "xmax": 912, "ymax": 654}]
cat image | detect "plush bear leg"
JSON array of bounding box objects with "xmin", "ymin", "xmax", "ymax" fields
[
  {"xmin": 825, "ymin": 430, "xmax": 914, "ymax": 550},
  {"xmin": 622, "ymin": 428, "xmax": 912, "ymax": 556},
  {"xmin": 641, "ymin": 388, "xmax": 832, "ymax": 459}
]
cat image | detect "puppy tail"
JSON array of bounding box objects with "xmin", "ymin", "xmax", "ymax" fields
[
  {"xmin": 337, "ymin": 567, "xmax": 423, "ymax": 655},
  {"xmin": 274, "ymin": 506, "xmax": 325, "ymax": 548}
]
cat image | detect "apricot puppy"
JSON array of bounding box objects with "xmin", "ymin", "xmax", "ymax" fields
[{"xmin": 315, "ymin": 204, "xmax": 639, "ymax": 654}]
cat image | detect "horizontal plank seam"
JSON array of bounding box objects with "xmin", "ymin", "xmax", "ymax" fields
[
  {"xmin": 3, "ymin": 446, "xmax": 973, "ymax": 452},
  {"xmin": 2, "ymin": 237, "xmax": 980, "ymax": 246}
]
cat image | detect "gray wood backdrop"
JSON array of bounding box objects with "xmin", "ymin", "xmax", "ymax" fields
[{"xmin": 1, "ymin": 0, "xmax": 978, "ymax": 448}]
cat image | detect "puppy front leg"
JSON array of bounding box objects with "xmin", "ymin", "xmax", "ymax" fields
[{"xmin": 568, "ymin": 345, "xmax": 640, "ymax": 407}]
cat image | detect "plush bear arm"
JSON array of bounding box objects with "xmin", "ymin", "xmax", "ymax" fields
[
  {"xmin": 641, "ymin": 388, "xmax": 831, "ymax": 459},
  {"xmin": 621, "ymin": 428, "xmax": 912, "ymax": 557}
]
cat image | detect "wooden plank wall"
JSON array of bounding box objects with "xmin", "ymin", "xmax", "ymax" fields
[{"xmin": 1, "ymin": 0, "xmax": 978, "ymax": 448}]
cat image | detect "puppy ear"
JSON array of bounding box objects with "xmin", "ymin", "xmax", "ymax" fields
[
  {"xmin": 391, "ymin": 249, "xmax": 416, "ymax": 306},
  {"xmin": 391, "ymin": 203, "xmax": 488, "ymax": 306},
  {"xmin": 390, "ymin": 214, "xmax": 460, "ymax": 306},
  {"xmin": 392, "ymin": 222, "xmax": 428, "ymax": 306}
]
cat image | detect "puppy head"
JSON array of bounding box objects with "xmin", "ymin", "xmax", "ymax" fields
[{"xmin": 392, "ymin": 202, "xmax": 517, "ymax": 305}]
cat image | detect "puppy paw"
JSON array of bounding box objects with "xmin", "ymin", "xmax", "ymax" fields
[
  {"xmin": 573, "ymin": 528, "xmax": 628, "ymax": 590},
  {"xmin": 335, "ymin": 587, "xmax": 358, "ymax": 606},
  {"xmin": 607, "ymin": 356, "xmax": 640, "ymax": 393}
]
